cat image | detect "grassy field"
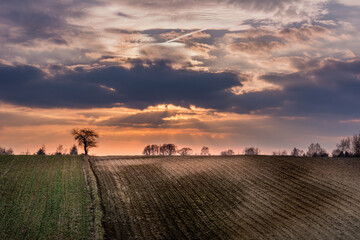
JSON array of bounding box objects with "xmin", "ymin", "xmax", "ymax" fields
[
  {"xmin": 0, "ymin": 155, "xmax": 92, "ymax": 239},
  {"xmin": 90, "ymin": 155, "xmax": 360, "ymax": 240}
]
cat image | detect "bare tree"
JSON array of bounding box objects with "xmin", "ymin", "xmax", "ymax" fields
[
  {"xmin": 150, "ymin": 145, "xmax": 159, "ymax": 155},
  {"xmin": 273, "ymin": 150, "xmax": 287, "ymax": 156},
  {"xmin": 159, "ymin": 144, "xmax": 177, "ymax": 156},
  {"xmin": 291, "ymin": 147, "xmax": 304, "ymax": 157},
  {"xmin": 243, "ymin": 147, "xmax": 260, "ymax": 155},
  {"xmin": 159, "ymin": 144, "xmax": 166, "ymax": 155},
  {"xmin": 143, "ymin": 145, "xmax": 151, "ymax": 155},
  {"xmin": 69, "ymin": 145, "xmax": 78, "ymax": 156},
  {"xmin": 72, "ymin": 128, "xmax": 99, "ymax": 155},
  {"xmin": 200, "ymin": 146, "xmax": 210, "ymax": 155},
  {"xmin": 178, "ymin": 147, "xmax": 193, "ymax": 156},
  {"xmin": 36, "ymin": 145, "xmax": 46, "ymax": 155},
  {"xmin": 0, "ymin": 147, "xmax": 13, "ymax": 155},
  {"xmin": 55, "ymin": 144, "xmax": 64, "ymax": 155},
  {"xmin": 337, "ymin": 137, "xmax": 351, "ymax": 153},
  {"xmin": 306, "ymin": 143, "xmax": 328, "ymax": 157},
  {"xmin": 167, "ymin": 144, "xmax": 177, "ymax": 156},
  {"xmin": 220, "ymin": 149, "xmax": 234, "ymax": 156},
  {"xmin": 332, "ymin": 148, "xmax": 342, "ymax": 157},
  {"xmin": 352, "ymin": 133, "xmax": 360, "ymax": 157},
  {"xmin": 332, "ymin": 137, "xmax": 352, "ymax": 157}
]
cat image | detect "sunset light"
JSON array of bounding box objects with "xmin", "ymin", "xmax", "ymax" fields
[{"xmin": 0, "ymin": 0, "xmax": 359, "ymax": 155}]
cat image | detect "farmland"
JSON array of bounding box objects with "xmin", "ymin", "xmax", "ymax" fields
[
  {"xmin": 0, "ymin": 155, "xmax": 92, "ymax": 239},
  {"xmin": 2, "ymin": 155, "xmax": 360, "ymax": 239},
  {"xmin": 90, "ymin": 155, "xmax": 360, "ymax": 240}
]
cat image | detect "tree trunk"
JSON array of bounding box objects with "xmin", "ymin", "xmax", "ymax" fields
[{"xmin": 84, "ymin": 141, "xmax": 88, "ymax": 155}]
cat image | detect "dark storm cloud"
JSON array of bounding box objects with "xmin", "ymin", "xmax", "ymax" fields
[
  {"xmin": 0, "ymin": 64, "xmax": 118, "ymax": 108},
  {"xmin": 259, "ymin": 59, "xmax": 360, "ymax": 116},
  {"xmin": 1, "ymin": 59, "xmax": 359, "ymax": 117},
  {"xmin": 0, "ymin": 62, "xmax": 241, "ymax": 109}
]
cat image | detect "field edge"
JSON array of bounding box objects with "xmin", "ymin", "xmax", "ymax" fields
[{"xmin": 83, "ymin": 156, "xmax": 105, "ymax": 240}]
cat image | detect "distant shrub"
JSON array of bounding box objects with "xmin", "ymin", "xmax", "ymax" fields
[
  {"xmin": 291, "ymin": 148, "xmax": 304, "ymax": 157},
  {"xmin": 273, "ymin": 150, "xmax": 287, "ymax": 156},
  {"xmin": 36, "ymin": 145, "xmax": 46, "ymax": 155},
  {"xmin": 178, "ymin": 147, "xmax": 193, "ymax": 156},
  {"xmin": 306, "ymin": 143, "xmax": 328, "ymax": 157},
  {"xmin": 159, "ymin": 144, "xmax": 177, "ymax": 156},
  {"xmin": 143, "ymin": 145, "xmax": 151, "ymax": 155},
  {"xmin": 70, "ymin": 145, "xmax": 78, "ymax": 155},
  {"xmin": 200, "ymin": 146, "xmax": 210, "ymax": 155},
  {"xmin": 55, "ymin": 144, "xmax": 65, "ymax": 155},
  {"xmin": 0, "ymin": 147, "xmax": 13, "ymax": 155},
  {"xmin": 220, "ymin": 149, "xmax": 234, "ymax": 156},
  {"xmin": 243, "ymin": 147, "xmax": 260, "ymax": 155},
  {"xmin": 353, "ymin": 133, "xmax": 360, "ymax": 157}
]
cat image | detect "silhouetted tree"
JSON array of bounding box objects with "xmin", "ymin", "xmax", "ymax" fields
[
  {"xmin": 69, "ymin": 145, "xmax": 78, "ymax": 156},
  {"xmin": 36, "ymin": 145, "xmax": 46, "ymax": 155},
  {"xmin": 220, "ymin": 149, "xmax": 234, "ymax": 156},
  {"xmin": 0, "ymin": 147, "xmax": 13, "ymax": 155},
  {"xmin": 337, "ymin": 137, "xmax": 351, "ymax": 153},
  {"xmin": 159, "ymin": 144, "xmax": 177, "ymax": 156},
  {"xmin": 200, "ymin": 146, "xmax": 210, "ymax": 155},
  {"xmin": 352, "ymin": 133, "xmax": 360, "ymax": 157},
  {"xmin": 273, "ymin": 150, "xmax": 287, "ymax": 156},
  {"xmin": 243, "ymin": 147, "xmax": 260, "ymax": 155},
  {"xmin": 291, "ymin": 147, "xmax": 304, "ymax": 157},
  {"xmin": 159, "ymin": 145, "xmax": 166, "ymax": 155},
  {"xmin": 55, "ymin": 144, "xmax": 64, "ymax": 155},
  {"xmin": 72, "ymin": 128, "xmax": 99, "ymax": 155},
  {"xmin": 332, "ymin": 137, "xmax": 351, "ymax": 157},
  {"xmin": 150, "ymin": 144, "xmax": 160, "ymax": 155},
  {"xmin": 332, "ymin": 149, "xmax": 343, "ymax": 157},
  {"xmin": 178, "ymin": 147, "xmax": 192, "ymax": 156},
  {"xmin": 143, "ymin": 145, "xmax": 151, "ymax": 155},
  {"xmin": 306, "ymin": 143, "xmax": 328, "ymax": 157}
]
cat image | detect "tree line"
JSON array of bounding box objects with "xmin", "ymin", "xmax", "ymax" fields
[
  {"xmin": 0, "ymin": 128, "xmax": 99, "ymax": 156},
  {"xmin": 2, "ymin": 129, "xmax": 360, "ymax": 157},
  {"xmin": 142, "ymin": 145, "xmax": 211, "ymax": 156},
  {"xmin": 33, "ymin": 144, "xmax": 79, "ymax": 156},
  {"xmin": 34, "ymin": 128, "xmax": 99, "ymax": 155},
  {"xmin": 142, "ymin": 132, "xmax": 360, "ymax": 157}
]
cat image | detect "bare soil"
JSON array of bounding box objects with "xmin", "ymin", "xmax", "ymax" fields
[{"xmin": 90, "ymin": 155, "xmax": 360, "ymax": 240}]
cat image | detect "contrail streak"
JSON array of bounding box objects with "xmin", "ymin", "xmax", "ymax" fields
[
  {"xmin": 165, "ymin": 28, "xmax": 208, "ymax": 43},
  {"xmin": 113, "ymin": 28, "xmax": 209, "ymax": 57}
]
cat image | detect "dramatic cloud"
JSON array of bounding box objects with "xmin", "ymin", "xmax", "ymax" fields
[
  {"xmin": 259, "ymin": 59, "xmax": 360, "ymax": 116},
  {"xmin": 0, "ymin": 62, "xmax": 242, "ymax": 109},
  {"xmin": 1, "ymin": 0, "xmax": 360, "ymax": 154},
  {"xmin": 1, "ymin": 59, "xmax": 359, "ymax": 118}
]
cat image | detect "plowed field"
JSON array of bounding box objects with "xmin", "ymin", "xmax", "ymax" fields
[{"xmin": 90, "ymin": 156, "xmax": 360, "ymax": 240}]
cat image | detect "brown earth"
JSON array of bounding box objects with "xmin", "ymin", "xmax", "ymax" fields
[{"xmin": 89, "ymin": 155, "xmax": 360, "ymax": 240}]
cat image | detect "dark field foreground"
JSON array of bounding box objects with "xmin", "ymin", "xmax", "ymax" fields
[
  {"xmin": 90, "ymin": 155, "xmax": 360, "ymax": 240},
  {"xmin": 0, "ymin": 155, "xmax": 92, "ymax": 239}
]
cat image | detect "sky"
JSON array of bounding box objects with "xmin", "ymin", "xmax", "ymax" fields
[{"xmin": 0, "ymin": 0, "xmax": 360, "ymax": 155}]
